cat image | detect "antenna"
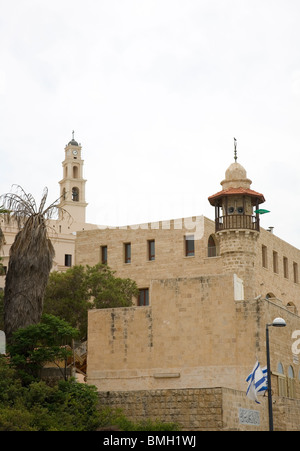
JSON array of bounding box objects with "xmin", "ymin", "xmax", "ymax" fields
[{"xmin": 234, "ymin": 137, "xmax": 237, "ymax": 162}]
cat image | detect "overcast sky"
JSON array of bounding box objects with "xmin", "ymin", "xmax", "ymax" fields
[{"xmin": 1, "ymin": 0, "xmax": 300, "ymax": 247}]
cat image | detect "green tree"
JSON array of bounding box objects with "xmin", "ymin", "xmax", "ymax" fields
[
  {"xmin": 44, "ymin": 266, "xmax": 90, "ymax": 339},
  {"xmin": 8, "ymin": 314, "xmax": 78, "ymax": 383},
  {"xmin": 44, "ymin": 264, "xmax": 138, "ymax": 339},
  {"xmin": 87, "ymin": 263, "xmax": 139, "ymax": 309},
  {"xmin": 0, "ymin": 356, "xmax": 101, "ymax": 431},
  {"xmin": 0, "ymin": 186, "xmax": 66, "ymax": 342}
]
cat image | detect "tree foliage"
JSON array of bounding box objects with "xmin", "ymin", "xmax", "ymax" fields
[
  {"xmin": 8, "ymin": 314, "xmax": 78, "ymax": 384},
  {"xmin": 0, "ymin": 356, "xmax": 101, "ymax": 431},
  {"xmin": 44, "ymin": 264, "xmax": 139, "ymax": 339}
]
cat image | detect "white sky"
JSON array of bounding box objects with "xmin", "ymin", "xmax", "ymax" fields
[{"xmin": 1, "ymin": 0, "xmax": 300, "ymax": 247}]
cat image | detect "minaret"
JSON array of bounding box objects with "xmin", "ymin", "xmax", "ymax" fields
[
  {"xmin": 59, "ymin": 132, "xmax": 88, "ymax": 224},
  {"xmin": 208, "ymin": 141, "xmax": 265, "ymax": 299}
]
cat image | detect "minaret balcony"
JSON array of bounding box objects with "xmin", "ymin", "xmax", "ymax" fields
[{"xmin": 215, "ymin": 214, "xmax": 260, "ymax": 232}]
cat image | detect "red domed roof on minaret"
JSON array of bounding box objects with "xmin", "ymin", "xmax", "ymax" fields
[{"xmin": 208, "ymin": 140, "xmax": 265, "ymax": 206}]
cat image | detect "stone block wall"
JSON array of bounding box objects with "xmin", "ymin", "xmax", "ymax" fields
[{"xmin": 98, "ymin": 387, "xmax": 300, "ymax": 431}]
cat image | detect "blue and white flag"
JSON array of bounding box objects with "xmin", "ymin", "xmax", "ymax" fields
[{"xmin": 246, "ymin": 361, "xmax": 268, "ymax": 404}]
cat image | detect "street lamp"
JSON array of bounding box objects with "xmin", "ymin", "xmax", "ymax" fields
[{"xmin": 266, "ymin": 317, "xmax": 286, "ymax": 431}]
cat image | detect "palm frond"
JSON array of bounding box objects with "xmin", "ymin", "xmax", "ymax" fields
[{"xmin": 0, "ymin": 185, "xmax": 71, "ymax": 229}]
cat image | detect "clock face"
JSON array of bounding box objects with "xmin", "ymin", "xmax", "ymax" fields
[{"xmin": 73, "ymin": 150, "xmax": 78, "ymax": 156}]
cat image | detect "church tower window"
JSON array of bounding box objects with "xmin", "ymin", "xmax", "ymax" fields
[
  {"xmin": 72, "ymin": 187, "xmax": 79, "ymax": 202},
  {"xmin": 73, "ymin": 166, "xmax": 79, "ymax": 178}
]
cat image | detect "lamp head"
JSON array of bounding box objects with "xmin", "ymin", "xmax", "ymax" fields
[{"xmin": 272, "ymin": 317, "xmax": 286, "ymax": 328}]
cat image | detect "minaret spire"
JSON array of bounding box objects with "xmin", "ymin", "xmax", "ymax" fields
[{"xmin": 234, "ymin": 137, "xmax": 237, "ymax": 162}]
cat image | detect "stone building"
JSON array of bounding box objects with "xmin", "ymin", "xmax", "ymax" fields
[{"xmin": 76, "ymin": 157, "xmax": 300, "ymax": 430}]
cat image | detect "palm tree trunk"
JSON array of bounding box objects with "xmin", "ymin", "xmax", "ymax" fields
[{"xmin": 4, "ymin": 215, "xmax": 55, "ymax": 342}]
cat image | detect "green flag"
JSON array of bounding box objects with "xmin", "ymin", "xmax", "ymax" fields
[{"xmin": 255, "ymin": 209, "xmax": 270, "ymax": 214}]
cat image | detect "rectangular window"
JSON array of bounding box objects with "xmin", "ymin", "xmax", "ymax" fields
[
  {"xmin": 65, "ymin": 254, "xmax": 72, "ymax": 267},
  {"xmin": 273, "ymin": 251, "xmax": 278, "ymax": 274},
  {"xmin": 293, "ymin": 262, "xmax": 298, "ymax": 284},
  {"xmin": 124, "ymin": 243, "xmax": 131, "ymax": 264},
  {"xmin": 283, "ymin": 257, "xmax": 289, "ymax": 279},
  {"xmin": 185, "ymin": 235, "xmax": 195, "ymax": 257},
  {"xmin": 148, "ymin": 240, "xmax": 155, "ymax": 261},
  {"xmin": 138, "ymin": 288, "xmax": 149, "ymax": 306},
  {"xmin": 101, "ymin": 246, "xmax": 108, "ymax": 265},
  {"xmin": 262, "ymin": 245, "xmax": 268, "ymax": 268}
]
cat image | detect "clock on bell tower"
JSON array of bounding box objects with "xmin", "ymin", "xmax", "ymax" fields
[{"xmin": 59, "ymin": 131, "xmax": 88, "ymax": 224}]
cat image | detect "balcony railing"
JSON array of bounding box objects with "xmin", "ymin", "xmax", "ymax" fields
[{"xmin": 215, "ymin": 214, "xmax": 260, "ymax": 232}]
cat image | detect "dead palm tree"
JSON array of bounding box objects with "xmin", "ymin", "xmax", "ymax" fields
[
  {"xmin": 1, "ymin": 185, "xmax": 66, "ymax": 342},
  {"xmin": 0, "ymin": 206, "xmax": 9, "ymax": 250}
]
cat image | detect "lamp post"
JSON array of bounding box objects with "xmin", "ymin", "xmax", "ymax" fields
[{"xmin": 266, "ymin": 317, "xmax": 286, "ymax": 431}]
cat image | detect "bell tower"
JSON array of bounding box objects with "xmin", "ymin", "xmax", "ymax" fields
[
  {"xmin": 59, "ymin": 132, "xmax": 88, "ymax": 224},
  {"xmin": 208, "ymin": 142, "xmax": 265, "ymax": 299}
]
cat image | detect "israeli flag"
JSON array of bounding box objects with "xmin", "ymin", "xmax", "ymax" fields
[{"xmin": 246, "ymin": 361, "xmax": 268, "ymax": 404}]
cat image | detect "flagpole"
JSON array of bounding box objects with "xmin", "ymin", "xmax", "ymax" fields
[
  {"xmin": 265, "ymin": 318, "xmax": 286, "ymax": 431},
  {"xmin": 266, "ymin": 324, "xmax": 274, "ymax": 431}
]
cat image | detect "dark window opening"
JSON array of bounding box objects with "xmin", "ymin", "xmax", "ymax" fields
[
  {"xmin": 124, "ymin": 243, "xmax": 131, "ymax": 264},
  {"xmin": 72, "ymin": 187, "xmax": 79, "ymax": 202},
  {"xmin": 185, "ymin": 235, "xmax": 195, "ymax": 257},
  {"xmin": 208, "ymin": 235, "xmax": 217, "ymax": 257},
  {"xmin": 65, "ymin": 254, "xmax": 72, "ymax": 267},
  {"xmin": 101, "ymin": 246, "xmax": 108, "ymax": 265},
  {"xmin": 138, "ymin": 288, "xmax": 149, "ymax": 306},
  {"xmin": 148, "ymin": 240, "xmax": 155, "ymax": 261}
]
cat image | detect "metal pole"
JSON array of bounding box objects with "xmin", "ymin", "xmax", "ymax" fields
[{"xmin": 266, "ymin": 324, "xmax": 274, "ymax": 431}]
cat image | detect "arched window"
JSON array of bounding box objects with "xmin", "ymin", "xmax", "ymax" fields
[
  {"xmin": 266, "ymin": 292, "xmax": 276, "ymax": 300},
  {"xmin": 287, "ymin": 365, "xmax": 295, "ymax": 398},
  {"xmin": 277, "ymin": 362, "xmax": 284, "ymax": 374},
  {"xmin": 62, "ymin": 188, "xmax": 66, "ymax": 201},
  {"xmin": 72, "ymin": 187, "xmax": 79, "ymax": 202},
  {"xmin": 208, "ymin": 235, "xmax": 217, "ymax": 257},
  {"xmin": 73, "ymin": 166, "xmax": 79, "ymax": 179},
  {"xmin": 288, "ymin": 365, "xmax": 294, "ymax": 379},
  {"xmin": 287, "ymin": 302, "xmax": 298, "ymax": 315},
  {"xmin": 276, "ymin": 362, "xmax": 287, "ymax": 397}
]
